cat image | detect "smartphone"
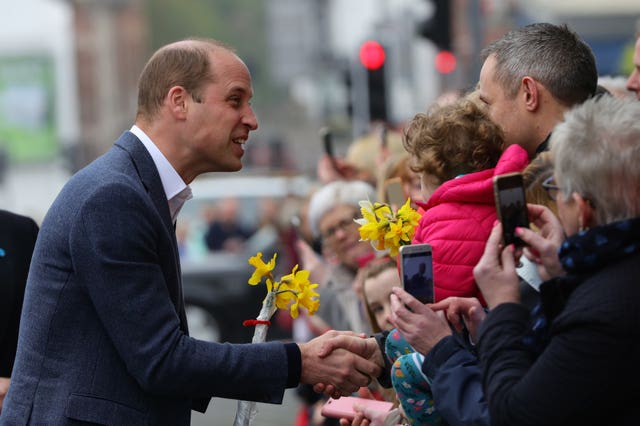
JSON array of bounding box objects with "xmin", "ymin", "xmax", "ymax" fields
[
  {"xmin": 493, "ymin": 172, "xmax": 529, "ymax": 247},
  {"xmin": 319, "ymin": 126, "xmax": 340, "ymax": 172},
  {"xmin": 320, "ymin": 126, "xmax": 334, "ymax": 157},
  {"xmin": 399, "ymin": 243, "xmax": 434, "ymax": 304},
  {"xmin": 385, "ymin": 177, "xmax": 406, "ymax": 208},
  {"xmin": 321, "ymin": 396, "xmax": 393, "ymax": 420}
]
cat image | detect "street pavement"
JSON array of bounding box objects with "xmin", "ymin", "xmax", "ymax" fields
[{"xmin": 191, "ymin": 388, "xmax": 302, "ymax": 425}]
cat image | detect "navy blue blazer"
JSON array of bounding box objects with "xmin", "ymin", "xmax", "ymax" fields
[{"xmin": 1, "ymin": 132, "xmax": 291, "ymax": 425}]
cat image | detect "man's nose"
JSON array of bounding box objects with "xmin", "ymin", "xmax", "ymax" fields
[{"xmin": 244, "ymin": 106, "xmax": 258, "ymax": 131}]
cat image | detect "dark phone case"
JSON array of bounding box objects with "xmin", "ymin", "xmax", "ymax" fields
[{"xmin": 493, "ymin": 173, "xmax": 529, "ymax": 246}]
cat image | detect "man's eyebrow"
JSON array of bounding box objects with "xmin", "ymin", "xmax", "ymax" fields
[{"xmin": 227, "ymin": 85, "xmax": 252, "ymax": 98}]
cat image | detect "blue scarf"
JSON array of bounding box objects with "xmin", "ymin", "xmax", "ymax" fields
[
  {"xmin": 524, "ymin": 216, "xmax": 640, "ymax": 355},
  {"xmin": 558, "ymin": 216, "xmax": 640, "ymax": 274}
]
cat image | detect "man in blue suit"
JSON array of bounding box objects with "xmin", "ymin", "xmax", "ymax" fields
[{"xmin": 0, "ymin": 38, "xmax": 382, "ymax": 425}]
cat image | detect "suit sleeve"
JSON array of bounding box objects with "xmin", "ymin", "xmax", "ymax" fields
[{"xmin": 70, "ymin": 183, "xmax": 291, "ymax": 403}]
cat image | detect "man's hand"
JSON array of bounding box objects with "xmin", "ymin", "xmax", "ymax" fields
[
  {"xmin": 0, "ymin": 377, "xmax": 10, "ymax": 413},
  {"xmin": 473, "ymin": 222, "xmax": 520, "ymax": 309},
  {"xmin": 429, "ymin": 297, "xmax": 486, "ymax": 343},
  {"xmin": 389, "ymin": 287, "xmax": 452, "ymax": 355},
  {"xmin": 299, "ymin": 331, "xmax": 383, "ymax": 398}
]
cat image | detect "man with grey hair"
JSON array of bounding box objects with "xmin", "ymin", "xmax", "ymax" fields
[
  {"xmin": 472, "ymin": 94, "xmax": 640, "ymax": 426},
  {"xmin": 477, "ymin": 23, "xmax": 598, "ymax": 158}
]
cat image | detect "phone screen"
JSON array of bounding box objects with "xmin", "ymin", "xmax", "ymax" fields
[
  {"xmin": 494, "ymin": 173, "xmax": 529, "ymax": 247},
  {"xmin": 400, "ymin": 244, "xmax": 434, "ymax": 304}
]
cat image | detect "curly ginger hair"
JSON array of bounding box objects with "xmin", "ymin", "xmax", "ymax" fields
[{"xmin": 403, "ymin": 98, "xmax": 506, "ymax": 184}]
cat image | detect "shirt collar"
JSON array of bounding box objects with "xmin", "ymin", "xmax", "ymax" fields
[{"xmin": 130, "ymin": 125, "xmax": 192, "ymax": 222}]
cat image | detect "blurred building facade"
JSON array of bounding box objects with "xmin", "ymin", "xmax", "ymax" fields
[
  {"xmin": 3, "ymin": 0, "xmax": 639, "ymax": 221},
  {"xmin": 70, "ymin": 0, "xmax": 148, "ymax": 170}
]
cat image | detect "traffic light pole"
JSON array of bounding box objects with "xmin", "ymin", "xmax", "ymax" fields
[{"xmin": 349, "ymin": 57, "xmax": 370, "ymax": 140}]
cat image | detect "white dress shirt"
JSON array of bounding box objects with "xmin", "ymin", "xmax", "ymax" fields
[{"xmin": 130, "ymin": 125, "xmax": 192, "ymax": 223}]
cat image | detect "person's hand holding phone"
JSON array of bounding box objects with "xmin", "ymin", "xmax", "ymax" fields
[
  {"xmin": 338, "ymin": 404, "xmax": 399, "ymax": 426},
  {"xmin": 321, "ymin": 396, "xmax": 393, "ymax": 424},
  {"xmin": 317, "ymin": 155, "xmax": 357, "ymax": 183},
  {"xmin": 493, "ymin": 172, "xmax": 529, "ymax": 247},
  {"xmin": 518, "ymin": 204, "xmax": 566, "ymax": 281},
  {"xmin": 389, "ymin": 287, "xmax": 452, "ymax": 356},
  {"xmin": 473, "ymin": 221, "xmax": 521, "ymax": 309}
]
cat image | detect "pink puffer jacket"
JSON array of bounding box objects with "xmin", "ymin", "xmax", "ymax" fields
[{"xmin": 412, "ymin": 144, "xmax": 529, "ymax": 305}]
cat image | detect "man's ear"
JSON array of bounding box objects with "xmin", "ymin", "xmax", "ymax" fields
[
  {"xmin": 167, "ymin": 86, "xmax": 188, "ymax": 118},
  {"xmin": 572, "ymin": 192, "xmax": 596, "ymax": 231},
  {"xmin": 521, "ymin": 76, "xmax": 540, "ymax": 112}
]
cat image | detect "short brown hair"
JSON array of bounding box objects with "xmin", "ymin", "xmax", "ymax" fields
[
  {"xmin": 403, "ymin": 99, "xmax": 505, "ymax": 184},
  {"xmin": 136, "ymin": 38, "xmax": 233, "ymax": 121},
  {"xmin": 481, "ymin": 23, "xmax": 597, "ymax": 106}
]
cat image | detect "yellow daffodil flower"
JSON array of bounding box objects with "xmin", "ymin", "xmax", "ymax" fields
[
  {"xmin": 241, "ymin": 254, "xmax": 319, "ymax": 425},
  {"xmin": 384, "ymin": 218, "xmax": 405, "ymax": 256},
  {"xmin": 355, "ymin": 197, "xmax": 421, "ymax": 256},
  {"xmin": 247, "ymin": 257, "xmax": 320, "ymax": 319},
  {"xmin": 397, "ymin": 199, "xmax": 421, "ymax": 230},
  {"xmin": 275, "ymin": 266, "xmax": 320, "ymax": 318},
  {"xmin": 248, "ymin": 252, "xmax": 277, "ymax": 285}
]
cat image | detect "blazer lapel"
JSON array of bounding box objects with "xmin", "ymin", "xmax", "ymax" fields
[{"xmin": 115, "ymin": 132, "xmax": 189, "ymax": 333}]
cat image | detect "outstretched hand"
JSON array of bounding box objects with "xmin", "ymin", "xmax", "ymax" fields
[{"xmin": 300, "ymin": 331, "xmax": 383, "ymax": 398}]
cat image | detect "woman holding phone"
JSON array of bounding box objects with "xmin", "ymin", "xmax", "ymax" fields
[{"xmin": 473, "ymin": 95, "xmax": 640, "ymax": 425}]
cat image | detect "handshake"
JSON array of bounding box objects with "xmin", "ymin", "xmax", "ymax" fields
[{"xmin": 298, "ymin": 330, "xmax": 384, "ymax": 398}]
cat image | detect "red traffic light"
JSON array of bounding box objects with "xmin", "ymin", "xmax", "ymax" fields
[
  {"xmin": 435, "ymin": 50, "xmax": 456, "ymax": 74},
  {"xmin": 359, "ymin": 40, "xmax": 386, "ymax": 70}
]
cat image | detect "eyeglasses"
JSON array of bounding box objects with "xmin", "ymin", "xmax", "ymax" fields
[
  {"xmin": 320, "ymin": 214, "xmax": 359, "ymax": 241},
  {"xmin": 541, "ymin": 176, "xmax": 560, "ymax": 201}
]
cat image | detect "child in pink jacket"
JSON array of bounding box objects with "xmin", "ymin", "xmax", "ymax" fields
[
  {"xmin": 403, "ymin": 97, "xmax": 529, "ymax": 305},
  {"xmin": 387, "ymin": 97, "xmax": 529, "ymax": 425}
]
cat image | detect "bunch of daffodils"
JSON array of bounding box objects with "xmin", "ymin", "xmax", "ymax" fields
[
  {"xmin": 355, "ymin": 198, "xmax": 421, "ymax": 256},
  {"xmin": 234, "ymin": 252, "xmax": 320, "ymax": 426}
]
